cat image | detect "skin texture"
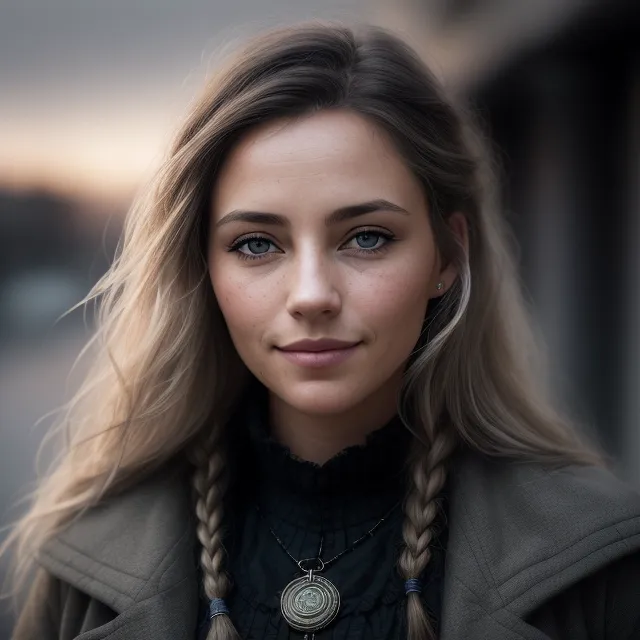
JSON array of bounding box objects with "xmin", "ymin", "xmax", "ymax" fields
[{"xmin": 208, "ymin": 109, "xmax": 468, "ymax": 464}]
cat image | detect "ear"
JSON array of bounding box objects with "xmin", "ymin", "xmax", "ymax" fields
[{"xmin": 431, "ymin": 212, "xmax": 469, "ymax": 297}]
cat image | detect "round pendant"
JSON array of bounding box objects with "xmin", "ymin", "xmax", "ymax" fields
[{"xmin": 280, "ymin": 574, "xmax": 340, "ymax": 632}]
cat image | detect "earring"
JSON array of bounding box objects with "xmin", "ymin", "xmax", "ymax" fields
[{"xmin": 436, "ymin": 281, "xmax": 444, "ymax": 291}]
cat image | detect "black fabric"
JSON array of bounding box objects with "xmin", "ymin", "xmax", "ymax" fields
[{"xmin": 198, "ymin": 381, "xmax": 449, "ymax": 640}]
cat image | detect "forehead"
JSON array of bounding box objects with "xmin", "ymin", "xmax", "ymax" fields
[{"xmin": 211, "ymin": 109, "xmax": 425, "ymax": 219}]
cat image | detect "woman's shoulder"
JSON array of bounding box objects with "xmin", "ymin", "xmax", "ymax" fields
[
  {"xmin": 12, "ymin": 461, "xmax": 198, "ymax": 640},
  {"xmin": 450, "ymin": 447, "xmax": 640, "ymax": 570},
  {"xmin": 440, "ymin": 448, "xmax": 640, "ymax": 637},
  {"xmin": 452, "ymin": 446, "xmax": 640, "ymax": 522},
  {"xmin": 36, "ymin": 460, "xmax": 197, "ymax": 612}
]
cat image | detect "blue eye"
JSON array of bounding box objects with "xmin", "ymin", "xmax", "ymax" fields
[
  {"xmin": 354, "ymin": 232, "xmax": 383, "ymax": 249},
  {"xmin": 229, "ymin": 235, "xmax": 279, "ymax": 260},
  {"xmin": 244, "ymin": 238, "xmax": 271, "ymax": 254},
  {"xmin": 344, "ymin": 230, "xmax": 394, "ymax": 253}
]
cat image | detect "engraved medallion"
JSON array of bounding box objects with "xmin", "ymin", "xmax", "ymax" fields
[
  {"xmin": 257, "ymin": 501, "xmax": 399, "ymax": 636},
  {"xmin": 280, "ymin": 574, "xmax": 340, "ymax": 632}
]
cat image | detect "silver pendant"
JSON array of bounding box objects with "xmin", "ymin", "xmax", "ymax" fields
[{"xmin": 280, "ymin": 572, "xmax": 340, "ymax": 633}]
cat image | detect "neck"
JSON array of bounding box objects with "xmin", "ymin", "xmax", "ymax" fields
[{"xmin": 269, "ymin": 380, "xmax": 401, "ymax": 465}]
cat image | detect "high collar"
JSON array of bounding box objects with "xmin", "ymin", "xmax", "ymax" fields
[{"xmin": 233, "ymin": 381, "xmax": 413, "ymax": 531}]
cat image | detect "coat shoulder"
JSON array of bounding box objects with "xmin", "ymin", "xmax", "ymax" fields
[
  {"xmin": 15, "ymin": 462, "xmax": 200, "ymax": 640},
  {"xmin": 444, "ymin": 449, "xmax": 640, "ymax": 637},
  {"xmin": 37, "ymin": 461, "xmax": 197, "ymax": 613}
]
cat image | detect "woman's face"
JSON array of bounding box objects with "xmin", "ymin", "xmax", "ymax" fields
[{"xmin": 208, "ymin": 109, "xmax": 463, "ymax": 418}]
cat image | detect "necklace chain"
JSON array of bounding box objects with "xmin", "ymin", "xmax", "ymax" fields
[
  {"xmin": 256, "ymin": 502, "xmax": 400, "ymax": 639},
  {"xmin": 256, "ymin": 501, "xmax": 400, "ymax": 571}
]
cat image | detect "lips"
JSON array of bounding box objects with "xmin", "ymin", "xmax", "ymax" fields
[
  {"xmin": 277, "ymin": 339, "xmax": 360, "ymax": 352},
  {"xmin": 275, "ymin": 339, "xmax": 361, "ymax": 368}
]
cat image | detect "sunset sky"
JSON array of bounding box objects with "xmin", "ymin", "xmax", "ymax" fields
[
  {"xmin": 1, "ymin": 1, "xmax": 579, "ymax": 208},
  {"xmin": 0, "ymin": 1, "xmax": 371, "ymax": 206}
]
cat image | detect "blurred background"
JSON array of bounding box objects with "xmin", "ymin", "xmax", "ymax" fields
[{"xmin": 1, "ymin": 0, "xmax": 639, "ymax": 632}]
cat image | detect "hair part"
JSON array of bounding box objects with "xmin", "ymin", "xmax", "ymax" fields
[{"xmin": 3, "ymin": 19, "xmax": 609, "ymax": 640}]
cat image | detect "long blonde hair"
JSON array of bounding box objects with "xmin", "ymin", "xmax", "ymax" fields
[{"xmin": 4, "ymin": 20, "xmax": 608, "ymax": 640}]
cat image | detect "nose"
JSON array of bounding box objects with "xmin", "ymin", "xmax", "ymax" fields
[{"xmin": 285, "ymin": 250, "xmax": 342, "ymax": 321}]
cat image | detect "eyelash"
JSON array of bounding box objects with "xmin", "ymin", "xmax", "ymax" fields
[{"xmin": 227, "ymin": 229, "xmax": 396, "ymax": 262}]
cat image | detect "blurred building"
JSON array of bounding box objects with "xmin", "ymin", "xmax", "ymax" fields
[
  {"xmin": 0, "ymin": 189, "xmax": 121, "ymax": 343},
  {"xmin": 383, "ymin": 0, "xmax": 640, "ymax": 482}
]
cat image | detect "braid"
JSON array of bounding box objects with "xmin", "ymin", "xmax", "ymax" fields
[
  {"xmin": 399, "ymin": 429, "xmax": 457, "ymax": 640},
  {"xmin": 190, "ymin": 425, "xmax": 240, "ymax": 640}
]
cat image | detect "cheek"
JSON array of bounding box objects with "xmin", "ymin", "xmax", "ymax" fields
[
  {"xmin": 210, "ymin": 266, "xmax": 261, "ymax": 341},
  {"xmin": 356, "ymin": 263, "xmax": 431, "ymax": 332},
  {"xmin": 352, "ymin": 267, "xmax": 432, "ymax": 370},
  {"xmin": 210, "ymin": 268, "xmax": 235, "ymax": 323}
]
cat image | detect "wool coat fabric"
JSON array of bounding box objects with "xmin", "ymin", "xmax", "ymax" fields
[{"xmin": 12, "ymin": 427, "xmax": 640, "ymax": 639}]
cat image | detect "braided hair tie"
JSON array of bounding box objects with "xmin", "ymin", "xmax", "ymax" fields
[
  {"xmin": 208, "ymin": 598, "xmax": 229, "ymax": 620},
  {"xmin": 404, "ymin": 578, "xmax": 423, "ymax": 595}
]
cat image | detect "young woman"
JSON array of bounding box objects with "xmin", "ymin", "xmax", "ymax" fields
[{"xmin": 6, "ymin": 21, "xmax": 640, "ymax": 640}]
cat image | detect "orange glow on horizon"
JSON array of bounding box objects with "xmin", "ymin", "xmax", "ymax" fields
[
  {"xmin": 0, "ymin": 84, "xmax": 194, "ymax": 207},
  {"xmin": 0, "ymin": 121, "xmax": 170, "ymax": 206}
]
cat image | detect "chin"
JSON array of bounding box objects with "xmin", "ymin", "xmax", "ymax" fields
[{"xmin": 274, "ymin": 379, "xmax": 368, "ymax": 416}]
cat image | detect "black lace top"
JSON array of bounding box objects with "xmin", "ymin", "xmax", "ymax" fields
[{"xmin": 197, "ymin": 383, "xmax": 449, "ymax": 639}]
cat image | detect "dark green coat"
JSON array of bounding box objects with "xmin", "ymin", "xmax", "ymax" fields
[{"xmin": 13, "ymin": 450, "xmax": 640, "ymax": 639}]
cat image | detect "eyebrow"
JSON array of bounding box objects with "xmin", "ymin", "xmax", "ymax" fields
[{"xmin": 214, "ymin": 198, "xmax": 410, "ymax": 229}]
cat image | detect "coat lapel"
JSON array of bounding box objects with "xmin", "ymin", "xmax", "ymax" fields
[
  {"xmin": 440, "ymin": 449, "xmax": 640, "ymax": 640},
  {"xmin": 73, "ymin": 578, "xmax": 198, "ymax": 640},
  {"xmin": 38, "ymin": 463, "xmax": 199, "ymax": 639}
]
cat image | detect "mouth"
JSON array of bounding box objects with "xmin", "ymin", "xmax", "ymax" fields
[
  {"xmin": 278, "ymin": 338, "xmax": 361, "ymax": 352},
  {"xmin": 275, "ymin": 339, "xmax": 362, "ymax": 368}
]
